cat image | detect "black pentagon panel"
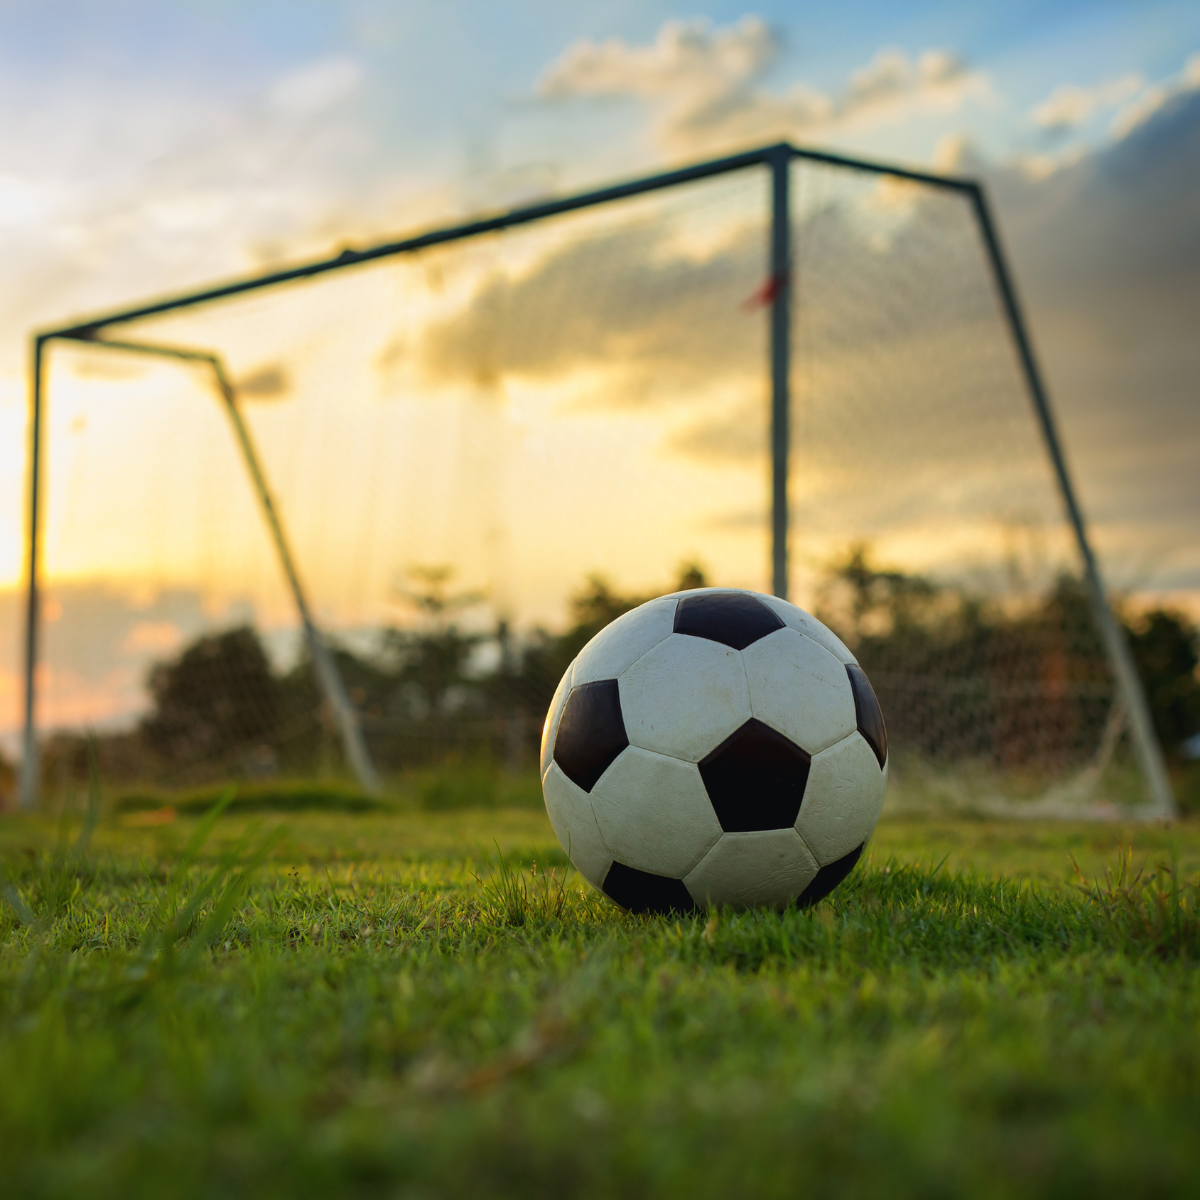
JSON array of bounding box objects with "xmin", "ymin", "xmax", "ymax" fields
[
  {"xmin": 554, "ymin": 679, "xmax": 628, "ymax": 792},
  {"xmin": 698, "ymin": 718, "xmax": 811, "ymax": 832},
  {"xmin": 673, "ymin": 590, "xmax": 784, "ymax": 651},
  {"xmin": 846, "ymin": 664, "xmax": 888, "ymax": 768},
  {"xmin": 603, "ymin": 861, "xmax": 698, "ymax": 915},
  {"xmin": 796, "ymin": 843, "xmax": 864, "ymax": 910}
]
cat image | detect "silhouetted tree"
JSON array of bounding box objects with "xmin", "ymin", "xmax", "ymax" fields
[
  {"xmin": 64, "ymin": 555, "xmax": 1200, "ymax": 787},
  {"xmin": 383, "ymin": 566, "xmax": 487, "ymax": 719},
  {"xmin": 1126, "ymin": 609, "xmax": 1200, "ymax": 755},
  {"xmin": 141, "ymin": 626, "xmax": 279, "ymax": 765},
  {"xmin": 816, "ymin": 548, "xmax": 1117, "ymax": 767}
]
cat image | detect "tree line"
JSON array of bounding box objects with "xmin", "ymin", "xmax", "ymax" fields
[
  {"xmin": 34, "ymin": 552, "xmax": 1200, "ymax": 792},
  {"xmin": 813, "ymin": 546, "xmax": 1200, "ymax": 770}
]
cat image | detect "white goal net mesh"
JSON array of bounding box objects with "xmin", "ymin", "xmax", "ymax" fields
[
  {"xmin": 12, "ymin": 155, "xmax": 1135, "ymax": 809},
  {"xmin": 789, "ymin": 161, "xmax": 1123, "ymax": 810}
]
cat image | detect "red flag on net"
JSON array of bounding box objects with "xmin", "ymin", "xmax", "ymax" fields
[{"xmin": 742, "ymin": 270, "xmax": 789, "ymax": 312}]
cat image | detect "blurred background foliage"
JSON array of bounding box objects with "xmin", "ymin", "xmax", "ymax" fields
[{"xmin": 17, "ymin": 552, "xmax": 1200, "ymax": 814}]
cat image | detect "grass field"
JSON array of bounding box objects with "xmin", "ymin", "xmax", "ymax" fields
[{"xmin": 2, "ymin": 793, "xmax": 1199, "ymax": 1199}]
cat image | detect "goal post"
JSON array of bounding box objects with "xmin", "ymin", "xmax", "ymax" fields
[
  {"xmin": 966, "ymin": 185, "xmax": 1175, "ymax": 818},
  {"xmin": 15, "ymin": 141, "xmax": 1176, "ymax": 817}
]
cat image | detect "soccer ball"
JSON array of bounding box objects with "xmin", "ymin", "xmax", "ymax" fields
[{"xmin": 540, "ymin": 588, "xmax": 887, "ymax": 913}]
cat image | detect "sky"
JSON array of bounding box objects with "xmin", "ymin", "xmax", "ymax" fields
[
  {"xmin": 0, "ymin": 0, "xmax": 1198, "ymax": 736},
  {"xmin": 0, "ymin": 0, "xmax": 1196, "ymax": 330}
]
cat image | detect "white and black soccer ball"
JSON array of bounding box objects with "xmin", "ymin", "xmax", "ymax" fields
[{"xmin": 540, "ymin": 588, "xmax": 887, "ymax": 913}]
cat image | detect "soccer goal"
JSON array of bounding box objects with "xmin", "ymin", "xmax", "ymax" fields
[{"xmin": 13, "ymin": 142, "xmax": 1175, "ymax": 817}]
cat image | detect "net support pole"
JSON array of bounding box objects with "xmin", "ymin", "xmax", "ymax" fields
[
  {"xmin": 970, "ymin": 186, "xmax": 1177, "ymax": 819},
  {"xmin": 208, "ymin": 361, "xmax": 382, "ymax": 796},
  {"xmin": 39, "ymin": 334, "xmax": 382, "ymax": 798},
  {"xmin": 769, "ymin": 146, "xmax": 792, "ymax": 600},
  {"xmin": 18, "ymin": 336, "xmax": 46, "ymax": 810}
]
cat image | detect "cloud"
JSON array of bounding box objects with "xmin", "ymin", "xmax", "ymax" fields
[
  {"xmin": 1031, "ymin": 73, "xmax": 1143, "ymax": 132},
  {"xmin": 409, "ymin": 65, "xmax": 1200, "ymax": 594},
  {"xmin": 1108, "ymin": 52, "xmax": 1200, "ymax": 139},
  {"xmin": 0, "ymin": 53, "xmax": 391, "ymax": 376},
  {"xmin": 843, "ymin": 48, "xmax": 982, "ymax": 123},
  {"xmin": 0, "ymin": 173, "xmax": 61, "ymax": 229},
  {"xmin": 235, "ymin": 364, "xmax": 290, "ymax": 400},
  {"xmin": 268, "ymin": 56, "xmax": 363, "ymax": 118},
  {"xmin": 982, "ymin": 74, "xmax": 1200, "ymax": 590},
  {"xmin": 414, "ymin": 174, "xmax": 1002, "ymax": 400},
  {"xmin": 1025, "ymin": 53, "xmax": 1200, "ymax": 162},
  {"xmin": 410, "ymin": 176, "xmax": 1063, "ymax": 544},
  {"xmin": 0, "ymin": 584, "xmax": 256, "ymax": 736},
  {"xmin": 537, "ymin": 17, "xmax": 988, "ymax": 154},
  {"xmin": 1108, "ymin": 84, "xmax": 1171, "ymax": 140},
  {"xmin": 997, "ymin": 75, "xmax": 1200, "ymax": 290},
  {"xmin": 411, "ymin": 218, "xmax": 764, "ymax": 396},
  {"xmin": 931, "ymin": 132, "xmax": 987, "ymax": 173},
  {"xmin": 539, "ymin": 15, "xmax": 775, "ymax": 105}
]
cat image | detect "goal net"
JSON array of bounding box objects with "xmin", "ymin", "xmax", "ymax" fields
[{"xmin": 12, "ymin": 145, "xmax": 1168, "ymax": 814}]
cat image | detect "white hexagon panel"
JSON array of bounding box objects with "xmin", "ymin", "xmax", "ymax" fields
[
  {"xmin": 618, "ymin": 634, "xmax": 752, "ymax": 762},
  {"xmin": 588, "ymin": 747, "xmax": 722, "ymax": 879},
  {"xmin": 684, "ymin": 829, "xmax": 819, "ymax": 911},
  {"xmin": 541, "ymin": 762, "xmax": 612, "ymax": 890},
  {"xmin": 742, "ymin": 627, "xmax": 857, "ymax": 755},
  {"xmin": 757, "ymin": 593, "xmax": 858, "ymax": 666},
  {"xmin": 572, "ymin": 595, "xmax": 678, "ymax": 685},
  {"xmin": 796, "ymin": 731, "xmax": 888, "ymax": 868}
]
